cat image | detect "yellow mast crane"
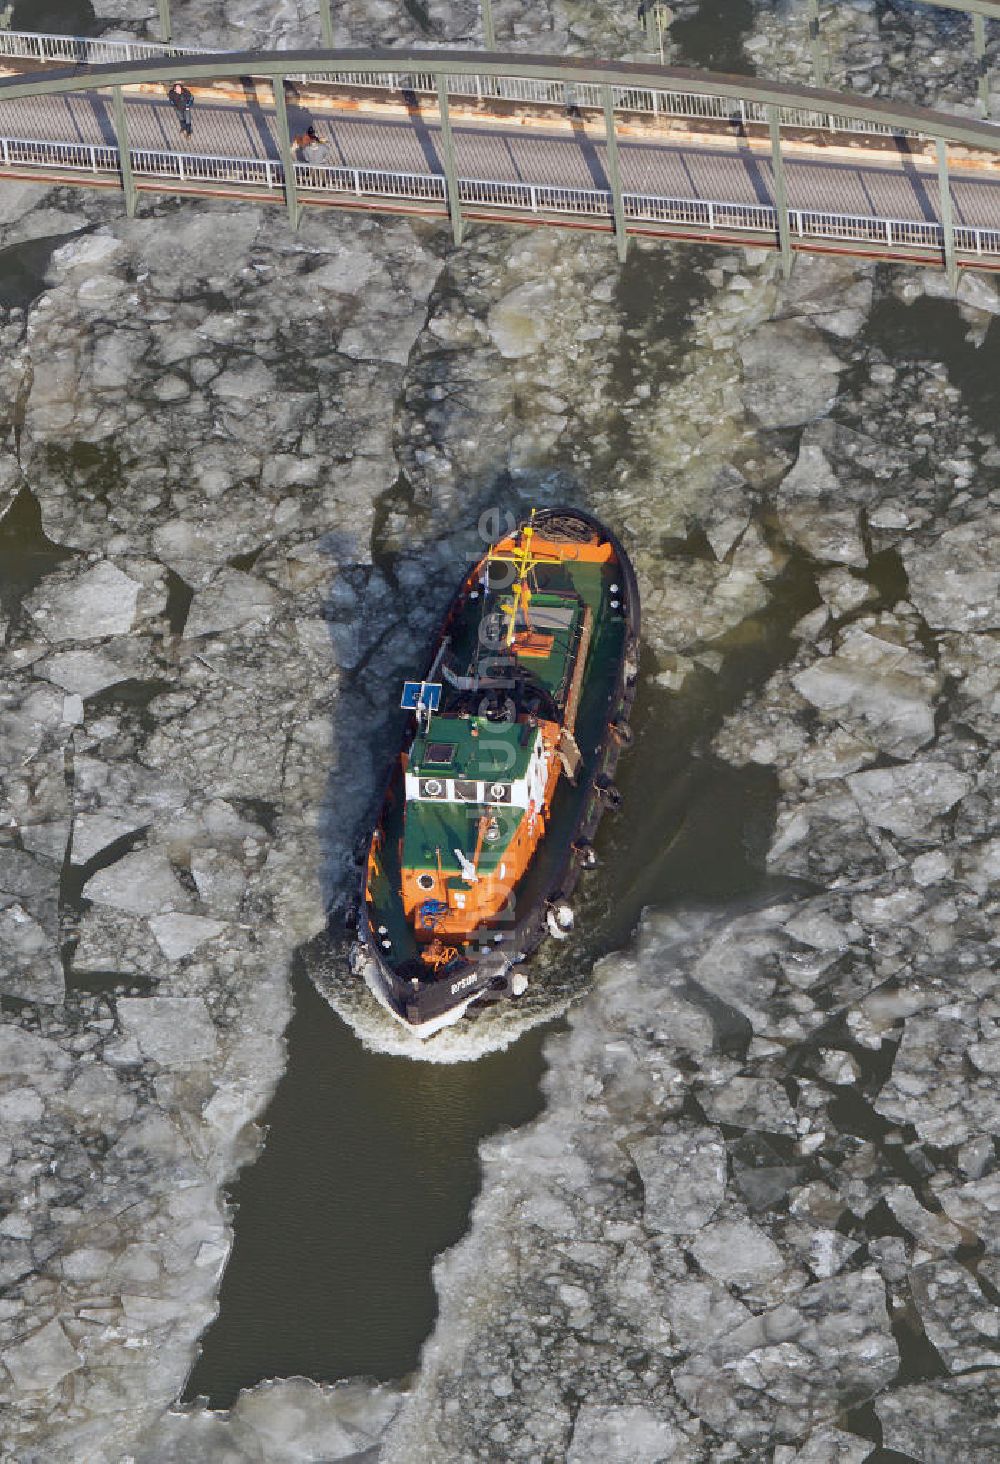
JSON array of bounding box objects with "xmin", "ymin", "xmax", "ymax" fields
[{"xmin": 486, "ymin": 512, "xmax": 563, "ymax": 648}]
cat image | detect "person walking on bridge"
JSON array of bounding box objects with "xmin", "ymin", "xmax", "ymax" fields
[
  {"xmin": 168, "ymin": 81, "xmax": 194, "ymax": 139},
  {"xmin": 293, "ymin": 123, "xmax": 332, "ymax": 164}
]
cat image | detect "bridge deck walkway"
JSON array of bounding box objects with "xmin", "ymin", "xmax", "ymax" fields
[{"xmin": 1, "ymin": 81, "xmax": 998, "ymax": 239}]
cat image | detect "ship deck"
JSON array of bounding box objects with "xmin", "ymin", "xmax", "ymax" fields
[
  {"xmin": 364, "ymin": 517, "xmax": 630, "ymax": 978},
  {"xmin": 447, "ymin": 557, "xmax": 609, "ymax": 702}
]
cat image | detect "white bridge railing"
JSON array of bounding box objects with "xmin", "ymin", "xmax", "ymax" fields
[
  {"xmin": 0, "ymin": 28, "xmax": 909, "ymax": 139},
  {"xmin": 0, "ymin": 28, "xmax": 211, "ymax": 65},
  {"xmin": 2, "ymin": 129, "xmax": 998, "ymax": 261},
  {"xmin": 320, "ymin": 70, "xmax": 906, "ymax": 139}
]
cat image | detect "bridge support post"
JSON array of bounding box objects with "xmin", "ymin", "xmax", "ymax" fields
[
  {"xmin": 157, "ymin": 0, "xmax": 171, "ymax": 44},
  {"xmin": 766, "ymin": 106, "xmax": 792, "ymax": 279},
  {"xmin": 974, "ymin": 11, "xmax": 990, "ymax": 118},
  {"xmin": 806, "ymin": 0, "xmax": 825, "ymax": 88},
  {"xmin": 602, "ymin": 85, "xmax": 628, "ymax": 263},
  {"xmin": 271, "ymin": 77, "xmax": 301, "ymax": 231},
  {"xmin": 436, "ymin": 79, "xmax": 463, "ymax": 246},
  {"xmin": 936, "ymin": 137, "xmax": 958, "ymax": 292},
  {"xmin": 110, "ymin": 86, "xmax": 137, "ymax": 218},
  {"xmin": 318, "ymin": 0, "xmax": 334, "ymax": 48},
  {"xmin": 481, "ymin": 0, "xmax": 495, "ymax": 50}
]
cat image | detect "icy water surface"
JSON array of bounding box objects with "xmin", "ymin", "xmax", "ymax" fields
[
  {"xmin": 166, "ymin": 81, "xmax": 813, "ymax": 1394},
  {"xmin": 182, "ymin": 257, "xmax": 1000, "ymax": 1412},
  {"xmin": 184, "ymin": 959, "xmax": 558, "ymax": 1403},
  {"xmin": 7, "ymin": 3, "xmax": 996, "ymax": 1453},
  {"xmin": 9, "ymin": 0, "xmax": 100, "ymax": 35},
  {"xmin": 863, "ymin": 287, "xmax": 1000, "ymax": 434},
  {"xmin": 672, "ymin": 0, "xmax": 756, "ymax": 73},
  {"xmin": 0, "ymin": 486, "xmax": 75, "ymax": 619},
  {"xmin": 186, "ymin": 534, "xmax": 818, "ymax": 1395},
  {"xmin": 0, "ymin": 236, "xmax": 80, "ymax": 313}
]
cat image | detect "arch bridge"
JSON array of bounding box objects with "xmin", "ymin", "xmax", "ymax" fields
[{"xmin": 3, "ymin": 39, "xmax": 1000, "ymax": 284}]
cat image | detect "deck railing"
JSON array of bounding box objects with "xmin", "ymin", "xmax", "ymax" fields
[
  {"xmin": 0, "ymin": 30, "xmax": 910, "ymax": 139},
  {"xmin": 3, "ymin": 130, "xmax": 997, "ymax": 264},
  {"xmin": 0, "ymin": 29, "xmax": 208, "ymax": 66}
]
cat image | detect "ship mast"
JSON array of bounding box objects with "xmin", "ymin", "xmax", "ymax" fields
[{"xmin": 488, "ymin": 510, "xmax": 561, "ymax": 649}]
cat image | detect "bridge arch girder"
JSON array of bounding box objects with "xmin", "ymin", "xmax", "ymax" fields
[{"xmin": 2, "ymin": 47, "xmax": 1000, "ymax": 155}]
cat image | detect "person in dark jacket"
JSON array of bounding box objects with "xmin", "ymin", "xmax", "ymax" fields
[
  {"xmin": 293, "ymin": 123, "xmax": 333, "ymax": 164},
  {"xmin": 168, "ymin": 81, "xmax": 194, "ymax": 138}
]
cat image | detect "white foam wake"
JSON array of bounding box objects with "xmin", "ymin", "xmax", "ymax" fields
[{"xmin": 314, "ymin": 954, "xmax": 574, "ymax": 1065}]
